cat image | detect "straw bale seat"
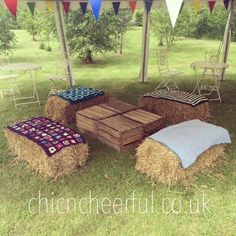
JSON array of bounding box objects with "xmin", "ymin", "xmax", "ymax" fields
[
  {"xmin": 45, "ymin": 87, "xmax": 110, "ymax": 125},
  {"xmin": 5, "ymin": 117, "xmax": 89, "ymax": 179},
  {"xmin": 139, "ymin": 89, "xmax": 210, "ymax": 124},
  {"xmin": 136, "ymin": 120, "xmax": 231, "ymax": 185}
]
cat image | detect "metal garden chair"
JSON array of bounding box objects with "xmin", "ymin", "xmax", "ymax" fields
[
  {"xmin": 155, "ymin": 48, "xmax": 183, "ymax": 91},
  {"xmin": 48, "ymin": 52, "xmax": 69, "ymax": 96},
  {"xmin": 0, "ymin": 57, "xmax": 20, "ymax": 99}
]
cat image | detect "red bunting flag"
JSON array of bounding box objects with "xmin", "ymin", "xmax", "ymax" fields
[
  {"xmin": 208, "ymin": 1, "xmax": 216, "ymax": 13},
  {"xmin": 62, "ymin": 1, "xmax": 70, "ymax": 14},
  {"xmin": 3, "ymin": 0, "xmax": 18, "ymax": 17},
  {"xmin": 129, "ymin": 1, "xmax": 136, "ymax": 14}
]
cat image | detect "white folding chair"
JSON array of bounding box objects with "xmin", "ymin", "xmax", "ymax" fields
[
  {"xmin": 0, "ymin": 57, "xmax": 20, "ymax": 99},
  {"xmin": 48, "ymin": 52, "xmax": 69, "ymax": 96},
  {"xmin": 155, "ymin": 48, "xmax": 183, "ymax": 91}
]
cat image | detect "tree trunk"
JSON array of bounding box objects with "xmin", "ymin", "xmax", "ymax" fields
[
  {"xmin": 159, "ymin": 35, "xmax": 163, "ymax": 46},
  {"xmin": 33, "ymin": 33, "xmax": 36, "ymax": 41},
  {"xmin": 120, "ymin": 33, "xmax": 123, "ymax": 54}
]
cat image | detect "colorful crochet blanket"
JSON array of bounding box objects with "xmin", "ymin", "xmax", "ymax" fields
[
  {"xmin": 7, "ymin": 117, "xmax": 86, "ymax": 157},
  {"xmin": 57, "ymin": 87, "xmax": 104, "ymax": 104}
]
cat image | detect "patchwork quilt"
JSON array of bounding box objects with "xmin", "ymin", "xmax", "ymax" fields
[
  {"xmin": 144, "ymin": 89, "xmax": 208, "ymax": 107},
  {"xmin": 57, "ymin": 87, "xmax": 104, "ymax": 104},
  {"xmin": 7, "ymin": 117, "xmax": 86, "ymax": 157}
]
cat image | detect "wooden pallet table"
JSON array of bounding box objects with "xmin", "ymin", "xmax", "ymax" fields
[
  {"xmin": 122, "ymin": 109, "xmax": 164, "ymax": 136},
  {"xmin": 76, "ymin": 105, "xmax": 117, "ymax": 137},
  {"xmin": 99, "ymin": 98, "xmax": 137, "ymax": 114},
  {"xmin": 98, "ymin": 115, "xmax": 143, "ymax": 151}
]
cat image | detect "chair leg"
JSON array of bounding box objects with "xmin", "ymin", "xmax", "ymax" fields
[
  {"xmin": 155, "ymin": 80, "xmax": 166, "ymax": 90},
  {"xmin": 173, "ymin": 79, "xmax": 179, "ymax": 91}
]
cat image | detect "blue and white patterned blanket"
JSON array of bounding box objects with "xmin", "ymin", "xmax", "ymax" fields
[{"xmin": 58, "ymin": 87, "xmax": 104, "ymax": 104}]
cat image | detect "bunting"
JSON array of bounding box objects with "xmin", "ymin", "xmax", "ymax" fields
[
  {"xmin": 27, "ymin": 2, "xmax": 35, "ymax": 16},
  {"xmin": 45, "ymin": 0, "xmax": 53, "ymax": 12},
  {"xmin": 145, "ymin": 0, "xmax": 153, "ymax": 13},
  {"xmin": 80, "ymin": 2, "xmax": 88, "ymax": 15},
  {"xmin": 90, "ymin": 0, "xmax": 102, "ymax": 21},
  {"xmin": 129, "ymin": 1, "xmax": 136, "ymax": 14},
  {"xmin": 62, "ymin": 1, "xmax": 70, "ymax": 14},
  {"xmin": 166, "ymin": 0, "xmax": 183, "ymax": 28},
  {"xmin": 3, "ymin": 0, "xmax": 18, "ymax": 17},
  {"xmin": 112, "ymin": 2, "xmax": 120, "ymax": 15},
  {"xmin": 208, "ymin": 1, "xmax": 216, "ymax": 13},
  {"xmin": 1, "ymin": 0, "xmax": 230, "ymax": 21},
  {"xmin": 223, "ymin": 0, "xmax": 230, "ymax": 10},
  {"xmin": 193, "ymin": 0, "xmax": 200, "ymax": 14}
]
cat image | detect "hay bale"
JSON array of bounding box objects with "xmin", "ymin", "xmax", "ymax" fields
[
  {"xmin": 136, "ymin": 139, "xmax": 227, "ymax": 185},
  {"xmin": 5, "ymin": 129, "xmax": 89, "ymax": 179},
  {"xmin": 45, "ymin": 92, "xmax": 110, "ymax": 125},
  {"xmin": 139, "ymin": 96, "xmax": 210, "ymax": 124}
]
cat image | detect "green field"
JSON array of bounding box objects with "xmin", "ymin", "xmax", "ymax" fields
[{"xmin": 0, "ymin": 29, "xmax": 236, "ymax": 235}]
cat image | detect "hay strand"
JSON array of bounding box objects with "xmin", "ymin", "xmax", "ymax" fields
[{"xmin": 135, "ymin": 139, "xmax": 227, "ymax": 185}]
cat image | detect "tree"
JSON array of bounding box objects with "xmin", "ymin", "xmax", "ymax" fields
[
  {"xmin": 37, "ymin": 10, "xmax": 57, "ymax": 49},
  {"xmin": 151, "ymin": 6, "xmax": 231, "ymax": 47},
  {"xmin": 17, "ymin": 9, "xmax": 56, "ymax": 48},
  {"xmin": 0, "ymin": 8, "xmax": 16, "ymax": 55},
  {"xmin": 151, "ymin": 10, "xmax": 175, "ymax": 47},
  {"xmin": 114, "ymin": 9, "xmax": 132, "ymax": 54},
  {"xmin": 66, "ymin": 10, "xmax": 122, "ymax": 63},
  {"xmin": 18, "ymin": 9, "xmax": 39, "ymax": 41},
  {"xmin": 134, "ymin": 10, "xmax": 144, "ymax": 27}
]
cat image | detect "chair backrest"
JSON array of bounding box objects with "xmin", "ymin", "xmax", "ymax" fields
[
  {"xmin": 156, "ymin": 48, "xmax": 169, "ymax": 75},
  {"xmin": 51, "ymin": 51, "xmax": 66, "ymax": 78},
  {"xmin": 205, "ymin": 49, "xmax": 221, "ymax": 63},
  {"xmin": 0, "ymin": 57, "xmax": 9, "ymax": 66}
]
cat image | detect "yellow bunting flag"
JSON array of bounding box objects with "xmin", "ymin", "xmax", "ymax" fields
[
  {"xmin": 45, "ymin": 0, "xmax": 53, "ymax": 12},
  {"xmin": 193, "ymin": 0, "xmax": 200, "ymax": 14}
]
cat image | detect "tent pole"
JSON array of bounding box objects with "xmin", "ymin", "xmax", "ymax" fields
[
  {"xmin": 139, "ymin": 7, "xmax": 151, "ymax": 83},
  {"xmin": 221, "ymin": 0, "xmax": 235, "ymax": 80},
  {"xmin": 53, "ymin": 1, "xmax": 74, "ymax": 87}
]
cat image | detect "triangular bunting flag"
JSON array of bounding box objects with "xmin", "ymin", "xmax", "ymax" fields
[
  {"xmin": 208, "ymin": 1, "xmax": 216, "ymax": 13},
  {"xmin": 223, "ymin": 0, "xmax": 230, "ymax": 10},
  {"xmin": 112, "ymin": 2, "xmax": 120, "ymax": 15},
  {"xmin": 145, "ymin": 0, "xmax": 153, "ymax": 13},
  {"xmin": 62, "ymin": 1, "xmax": 70, "ymax": 14},
  {"xmin": 90, "ymin": 0, "xmax": 102, "ymax": 21},
  {"xmin": 45, "ymin": 0, "xmax": 53, "ymax": 12},
  {"xmin": 3, "ymin": 0, "xmax": 18, "ymax": 17},
  {"xmin": 193, "ymin": 0, "xmax": 200, "ymax": 14},
  {"xmin": 165, "ymin": 0, "xmax": 183, "ymax": 27},
  {"xmin": 27, "ymin": 2, "xmax": 35, "ymax": 16},
  {"xmin": 80, "ymin": 2, "xmax": 88, "ymax": 15},
  {"xmin": 129, "ymin": 1, "xmax": 136, "ymax": 14}
]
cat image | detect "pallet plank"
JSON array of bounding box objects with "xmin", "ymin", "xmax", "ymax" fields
[
  {"xmin": 122, "ymin": 109, "xmax": 164, "ymax": 136},
  {"xmin": 99, "ymin": 99, "xmax": 137, "ymax": 114}
]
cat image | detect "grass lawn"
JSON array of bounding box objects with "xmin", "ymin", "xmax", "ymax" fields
[{"xmin": 0, "ymin": 28, "xmax": 236, "ymax": 235}]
